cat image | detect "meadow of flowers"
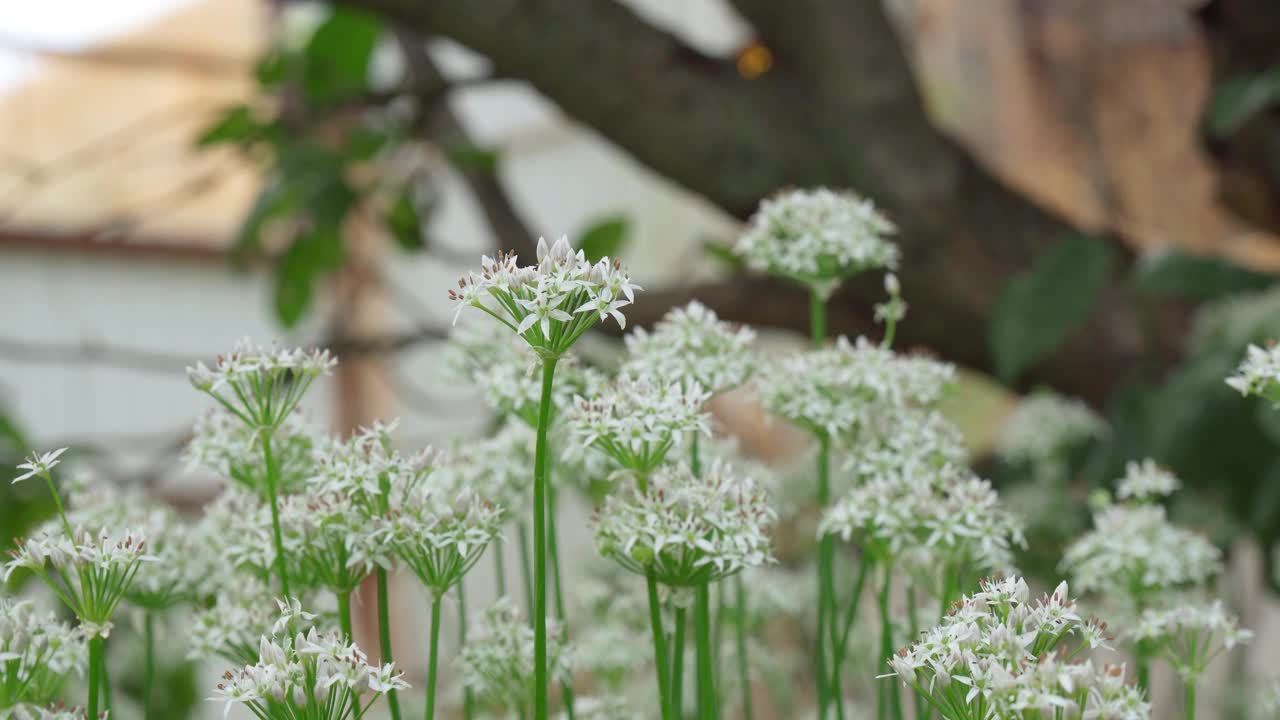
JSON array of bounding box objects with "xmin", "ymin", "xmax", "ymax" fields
[{"xmin": 2, "ymin": 188, "xmax": 1276, "ymax": 720}]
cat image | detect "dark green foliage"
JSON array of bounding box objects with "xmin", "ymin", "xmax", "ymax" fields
[{"xmin": 577, "ymin": 215, "xmax": 630, "ymax": 263}]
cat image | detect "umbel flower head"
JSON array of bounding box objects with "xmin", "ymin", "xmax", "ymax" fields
[
  {"xmin": 384, "ymin": 476, "xmax": 503, "ymax": 597},
  {"xmin": 434, "ymin": 420, "xmax": 535, "ymax": 520},
  {"xmin": 592, "ymin": 460, "xmax": 776, "ymax": 587},
  {"xmin": 188, "ymin": 576, "xmax": 298, "ymax": 665},
  {"xmin": 621, "ymin": 300, "xmax": 757, "ymax": 396},
  {"xmin": 211, "ymin": 599, "xmax": 408, "ymax": 720},
  {"xmin": 1125, "ymin": 600, "xmax": 1252, "ymax": 682},
  {"xmin": 994, "ymin": 390, "xmax": 1107, "ymax": 469},
  {"xmin": 884, "ymin": 576, "xmax": 1148, "ymax": 720},
  {"xmin": 0, "ymin": 598, "xmax": 86, "ymax": 707},
  {"xmin": 125, "ymin": 506, "xmax": 209, "ymax": 610},
  {"xmin": 449, "ymin": 236, "xmax": 640, "ymax": 357},
  {"xmin": 187, "ymin": 338, "xmax": 337, "ymax": 431},
  {"xmin": 310, "ymin": 419, "xmax": 437, "ymax": 519},
  {"xmin": 3, "ymin": 704, "xmax": 93, "ymax": 720},
  {"xmin": 458, "ymin": 597, "xmax": 573, "ymax": 714},
  {"xmin": 734, "ymin": 187, "xmax": 899, "ymax": 298},
  {"xmin": 277, "ymin": 489, "xmax": 384, "ymax": 593},
  {"xmin": 1226, "ymin": 342, "xmax": 1280, "ymax": 402},
  {"xmin": 1115, "ymin": 459, "xmax": 1180, "ymax": 502},
  {"xmin": 185, "ymin": 408, "xmax": 323, "ymax": 496},
  {"xmin": 567, "ymin": 378, "xmax": 711, "ymax": 473},
  {"xmin": 757, "ymin": 335, "xmax": 955, "ymax": 439}
]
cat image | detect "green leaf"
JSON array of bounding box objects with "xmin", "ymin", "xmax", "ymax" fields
[
  {"xmin": 703, "ymin": 240, "xmax": 744, "ymax": 271},
  {"xmin": 1132, "ymin": 249, "xmax": 1275, "ymax": 300},
  {"xmin": 388, "ymin": 192, "xmax": 426, "ymax": 251},
  {"xmin": 254, "ymin": 51, "xmax": 289, "ymax": 88},
  {"xmin": 197, "ymin": 105, "xmax": 264, "ymax": 148},
  {"xmin": 1206, "ymin": 66, "xmax": 1280, "ymax": 139},
  {"xmin": 274, "ymin": 243, "xmax": 317, "ymax": 328},
  {"xmin": 232, "ymin": 182, "xmax": 296, "ymax": 263},
  {"xmin": 445, "ymin": 144, "xmax": 500, "ymax": 173},
  {"xmin": 302, "ymin": 8, "xmax": 383, "ymax": 105},
  {"xmin": 989, "ymin": 234, "xmax": 1116, "ymax": 383},
  {"xmin": 578, "ymin": 216, "xmax": 630, "ymax": 263}
]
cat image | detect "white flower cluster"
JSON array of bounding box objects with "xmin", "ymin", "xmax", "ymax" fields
[
  {"xmin": 994, "ymin": 391, "xmax": 1107, "ymax": 467},
  {"xmin": 1061, "ymin": 503, "xmax": 1221, "ymax": 601},
  {"xmin": 187, "ymin": 338, "xmax": 337, "ymax": 430},
  {"xmin": 885, "ymin": 577, "xmax": 1148, "ymax": 720},
  {"xmin": 278, "ymin": 490, "xmax": 384, "ymax": 592},
  {"xmin": 126, "ymin": 506, "xmax": 209, "ymax": 609},
  {"xmin": 188, "ymin": 577, "xmax": 287, "ymax": 664},
  {"xmin": 756, "ymin": 336, "xmax": 954, "ymax": 438},
  {"xmin": 458, "ymin": 597, "xmax": 573, "ymax": 713},
  {"xmin": 310, "ymin": 419, "xmax": 436, "ymax": 517},
  {"xmin": 384, "ymin": 479, "xmax": 503, "ymax": 596},
  {"xmin": 2, "ymin": 704, "xmax": 91, "ymax": 720},
  {"xmin": 734, "ymin": 187, "xmax": 899, "ymax": 297},
  {"xmin": 1226, "ymin": 342, "xmax": 1280, "ymax": 401},
  {"xmin": 196, "ymin": 486, "xmax": 277, "ymax": 581},
  {"xmin": 567, "ymin": 379, "xmax": 711, "ymax": 473},
  {"xmin": 560, "ymin": 695, "xmax": 640, "ymax": 720},
  {"xmin": 1262, "ymin": 681, "xmax": 1280, "ymax": 715},
  {"xmin": 435, "ymin": 420, "xmax": 534, "ymax": 518},
  {"xmin": 1115, "ymin": 459, "xmax": 1180, "ymax": 502},
  {"xmin": 621, "ymin": 300, "xmax": 757, "ymax": 396},
  {"xmin": 212, "ymin": 600, "xmax": 407, "ymax": 720},
  {"xmin": 1126, "ymin": 601, "xmax": 1252, "ymax": 681},
  {"xmin": 592, "ymin": 460, "xmax": 775, "ymax": 586},
  {"xmin": 0, "ymin": 598, "xmax": 85, "ymax": 707},
  {"xmin": 12, "ymin": 448, "xmax": 68, "ymax": 484},
  {"xmin": 4, "ymin": 524, "xmax": 152, "ymax": 631},
  {"xmin": 185, "ymin": 408, "xmax": 323, "ymax": 495},
  {"xmin": 449, "ymin": 236, "xmax": 640, "ymax": 356}
]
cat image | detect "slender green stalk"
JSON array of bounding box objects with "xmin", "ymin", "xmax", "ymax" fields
[
  {"xmin": 647, "ymin": 573, "xmax": 673, "ymax": 720},
  {"xmin": 1185, "ymin": 680, "xmax": 1196, "ymax": 720},
  {"xmin": 672, "ymin": 606, "xmax": 687, "ymax": 720},
  {"xmin": 42, "ymin": 474, "xmax": 73, "ymax": 538},
  {"xmin": 907, "ymin": 586, "xmax": 926, "ymax": 720},
  {"xmin": 810, "ymin": 288, "xmax": 836, "ymax": 719},
  {"xmin": 261, "ymin": 432, "xmax": 290, "ymax": 598},
  {"xmin": 458, "ymin": 580, "xmax": 475, "ymax": 720},
  {"xmin": 547, "ymin": 483, "xmax": 576, "ymax": 720},
  {"xmin": 377, "ymin": 568, "xmax": 403, "ymax": 720},
  {"xmin": 100, "ymin": 641, "xmax": 112, "ymax": 712},
  {"xmin": 87, "ymin": 635, "xmax": 103, "ymax": 719},
  {"xmin": 734, "ymin": 575, "xmax": 752, "ymax": 720},
  {"xmin": 834, "ymin": 554, "xmax": 871, "ymax": 675},
  {"xmin": 338, "ymin": 592, "xmax": 361, "ymax": 716},
  {"xmin": 425, "ymin": 596, "xmax": 443, "ymax": 720},
  {"xmin": 494, "ymin": 535, "xmax": 508, "ymax": 597},
  {"xmin": 809, "ymin": 288, "xmax": 826, "ymax": 350},
  {"xmin": 713, "ymin": 581, "xmax": 724, "ymax": 715},
  {"xmin": 877, "ymin": 566, "xmax": 902, "ymax": 720},
  {"xmin": 1135, "ymin": 646, "xmax": 1151, "ymax": 692},
  {"xmin": 518, "ymin": 522, "xmax": 535, "ymax": 613},
  {"xmin": 144, "ymin": 611, "xmax": 156, "ymax": 720},
  {"xmin": 533, "ymin": 357, "xmax": 559, "ymax": 720},
  {"xmin": 695, "ymin": 584, "xmax": 717, "ymax": 720},
  {"xmin": 690, "ymin": 433, "xmax": 702, "ymax": 477}
]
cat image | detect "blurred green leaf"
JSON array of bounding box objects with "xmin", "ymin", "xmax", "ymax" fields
[
  {"xmin": 989, "ymin": 234, "xmax": 1116, "ymax": 383},
  {"xmin": 703, "ymin": 240, "xmax": 744, "ymax": 271},
  {"xmin": 388, "ymin": 192, "xmax": 426, "ymax": 251},
  {"xmin": 302, "ymin": 8, "xmax": 383, "ymax": 104},
  {"xmin": 346, "ymin": 126, "xmax": 395, "ymax": 161},
  {"xmin": 197, "ymin": 106, "xmax": 266, "ymax": 148},
  {"xmin": 1132, "ymin": 249, "xmax": 1276, "ymax": 300},
  {"xmin": 274, "ymin": 244, "xmax": 317, "ymax": 329},
  {"xmin": 578, "ymin": 216, "xmax": 630, "ymax": 263},
  {"xmin": 232, "ymin": 182, "xmax": 296, "ymax": 262},
  {"xmin": 1206, "ymin": 66, "xmax": 1280, "ymax": 139},
  {"xmin": 254, "ymin": 51, "xmax": 289, "ymax": 88},
  {"xmin": 445, "ymin": 144, "xmax": 500, "ymax": 173}
]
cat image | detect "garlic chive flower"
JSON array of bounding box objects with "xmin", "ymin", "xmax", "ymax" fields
[
  {"xmin": 458, "ymin": 597, "xmax": 573, "ymax": 714},
  {"xmin": 0, "ymin": 598, "xmax": 86, "ymax": 707},
  {"xmin": 873, "ymin": 273, "xmax": 908, "ymax": 326},
  {"xmin": 994, "ymin": 390, "xmax": 1108, "ymax": 469},
  {"xmin": 756, "ymin": 336, "xmax": 954, "ymax": 439},
  {"xmin": 1115, "ymin": 459, "xmax": 1180, "ymax": 502},
  {"xmin": 4, "ymin": 704, "xmax": 92, "ymax": 720},
  {"xmin": 4, "ymin": 525, "xmax": 153, "ymax": 636},
  {"xmin": 187, "ymin": 338, "xmax": 336, "ymax": 431},
  {"xmin": 885, "ymin": 576, "xmax": 1147, "ymax": 720},
  {"xmin": 1125, "ymin": 601, "xmax": 1252, "ymax": 682},
  {"xmin": 185, "ymin": 408, "xmax": 323, "ymax": 496},
  {"xmin": 12, "ymin": 448, "xmax": 68, "ymax": 485},
  {"xmin": 567, "ymin": 379, "xmax": 711, "ymax": 474},
  {"xmin": 188, "ymin": 577, "xmax": 292, "ymax": 665},
  {"xmin": 435, "ymin": 421, "xmax": 535, "ymax": 520},
  {"xmin": 1226, "ymin": 342, "xmax": 1280, "ymax": 402},
  {"xmin": 592, "ymin": 460, "xmax": 775, "ymax": 587},
  {"xmin": 621, "ymin": 300, "xmax": 757, "ymax": 396},
  {"xmin": 559, "ymin": 695, "xmax": 640, "ymax": 720},
  {"xmin": 311, "ymin": 420, "xmax": 437, "ymax": 520},
  {"xmin": 449, "ymin": 236, "xmax": 640, "ymax": 357},
  {"xmin": 125, "ymin": 507, "xmax": 207, "ymax": 610},
  {"xmin": 385, "ymin": 479, "xmax": 502, "ymax": 597},
  {"xmin": 1061, "ymin": 503, "xmax": 1221, "ymax": 603},
  {"xmin": 278, "ymin": 490, "xmax": 383, "ymax": 593},
  {"xmin": 211, "ymin": 601, "xmax": 408, "ymax": 720},
  {"xmin": 734, "ymin": 187, "xmax": 899, "ymax": 298}
]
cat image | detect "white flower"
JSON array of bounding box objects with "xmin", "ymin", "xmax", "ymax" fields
[
  {"xmin": 995, "ymin": 391, "xmax": 1107, "ymax": 468},
  {"xmin": 435, "ymin": 421, "xmax": 535, "ymax": 518},
  {"xmin": 756, "ymin": 336, "xmax": 954, "ymax": 438},
  {"xmin": 310, "ymin": 420, "xmax": 437, "ymax": 519},
  {"xmin": 592, "ymin": 460, "xmax": 776, "ymax": 586},
  {"xmin": 187, "ymin": 338, "xmax": 336, "ymax": 430},
  {"xmin": 458, "ymin": 597, "xmax": 572, "ymax": 714},
  {"xmin": 125, "ymin": 506, "xmax": 209, "ymax": 609},
  {"xmin": 1115, "ymin": 459, "xmax": 1180, "ymax": 502},
  {"xmin": 1226, "ymin": 342, "xmax": 1280, "ymax": 400},
  {"xmin": 559, "ymin": 695, "xmax": 641, "ymax": 720},
  {"xmin": 384, "ymin": 476, "xmax": 503, "ymax": 595},
  {"xmin": 188, "ymin": 576, "xmax": 284, "ymax": 664},
  {"xmin": 621, "ymin": 300, "xmax": 757, "ymax": 396},
  {"xmin": 734, "ymin": 187, "xmax": 898, "ymax": 297},
  {"xmin": 13, "ymin": 448, "xmax": 68, "ymax": 484},
  {"xmin": 567, "ymin": 378, "xmax": 711, "ymax": 473},
  {"xmin": 185, "ymin": 408, "xmax": 324, "ymax": 496},
  {"xmin": 0, "ymin": 598, "xmax": 87, "ymax": 706},
  {"xmin": 449, "ymin": 236, "xmax": 640, "ymax": 356},
  {"xmin": 1125, "ymin": 601, "xmax": 1252, "ymax": 681}
]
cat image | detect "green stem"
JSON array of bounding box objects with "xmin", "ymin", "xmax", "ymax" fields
[
  {"xmin": 533, "ymin": 357, "xmax": 558, "ymax": 720},
  {"xmin": 647, "ymin": 573, "xmax": 673, "ymax": 720},
  {"xmin": 695, "ymin": 584, "xmax": 717, "ymax": 720},
  {"xmin": 833, "ymin": 554, "xmax": 871, "ymax": 691},
  {"xmin": 377, "ymin": 568, "xmax": 403, "ymax": 720},
  {"xmin": 87, "ymin": 634, "xmax": 103, "ymax": 719},
  {"xmin": 425, "ymin": 595, "xmax": 443, "ymax": 720},
  {"xmin": 809, "ymin": 288, "xmax": 826, "ymax": 349},
  {"xmin": 809, "ymin": 288, "xmax": 831, "ymax": 719},
  {"xmin": 547, "ymin": 484, "xmax": 576, "ymax": 720},
  {"xmin": 907, "ymin": 586, "xmax": 926, "ymax": 720},
  {"xmin": 518, "ymin": 522, "xmax": 534, "ymax": 613},
  {"xmin": 100, "ymin": 639, "xmax": 111, "ymax": 713},
  {"xmin": 816, "ymin": 433, "xmax": 841, "ymax": 717},
  {"xmin": 877, "ymin": 566, "xmax": 902, "ymax": 720},
  {"xmin": 1136, "ymin": 644, "xmax": 1151, "ymax": 692},
  {"xmin": 338, "ymin": 591, "xmax": 361, "ymax": 717},
  {"xmin": 261, "ymin": 432, "xmax": 290, "ymax": 598},
  {"xmin": 458, "ymin": 580, "xmax": 475, "ymax": 720},
  {"xmin": 672, "ymin": 605, "xmax": 687, "ymax": 720},
  {"xmin": 734, "ymin": 575, "xmax": 752, "ymax": 720},
  {"xmin": 690, "ymin": 433, "xmax": 702, "ymax": 477},
  {"xmin": 144, "ymin": 612, "xmax": 156, "ymax": 720},
  {"xmin": 43, "ymin": 474, "xmax": 74, "ymax": 538},
  {"xmin": 713, "ymin": 581, "xmax": 724, "ymax": 716},
  {"xmin": 494, "ymin": 535, "xmax": 508, "ymax": 597},
  {"xmin": 1185, "ymin": 679, "xmax": 1196, "ymax": 720}
]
